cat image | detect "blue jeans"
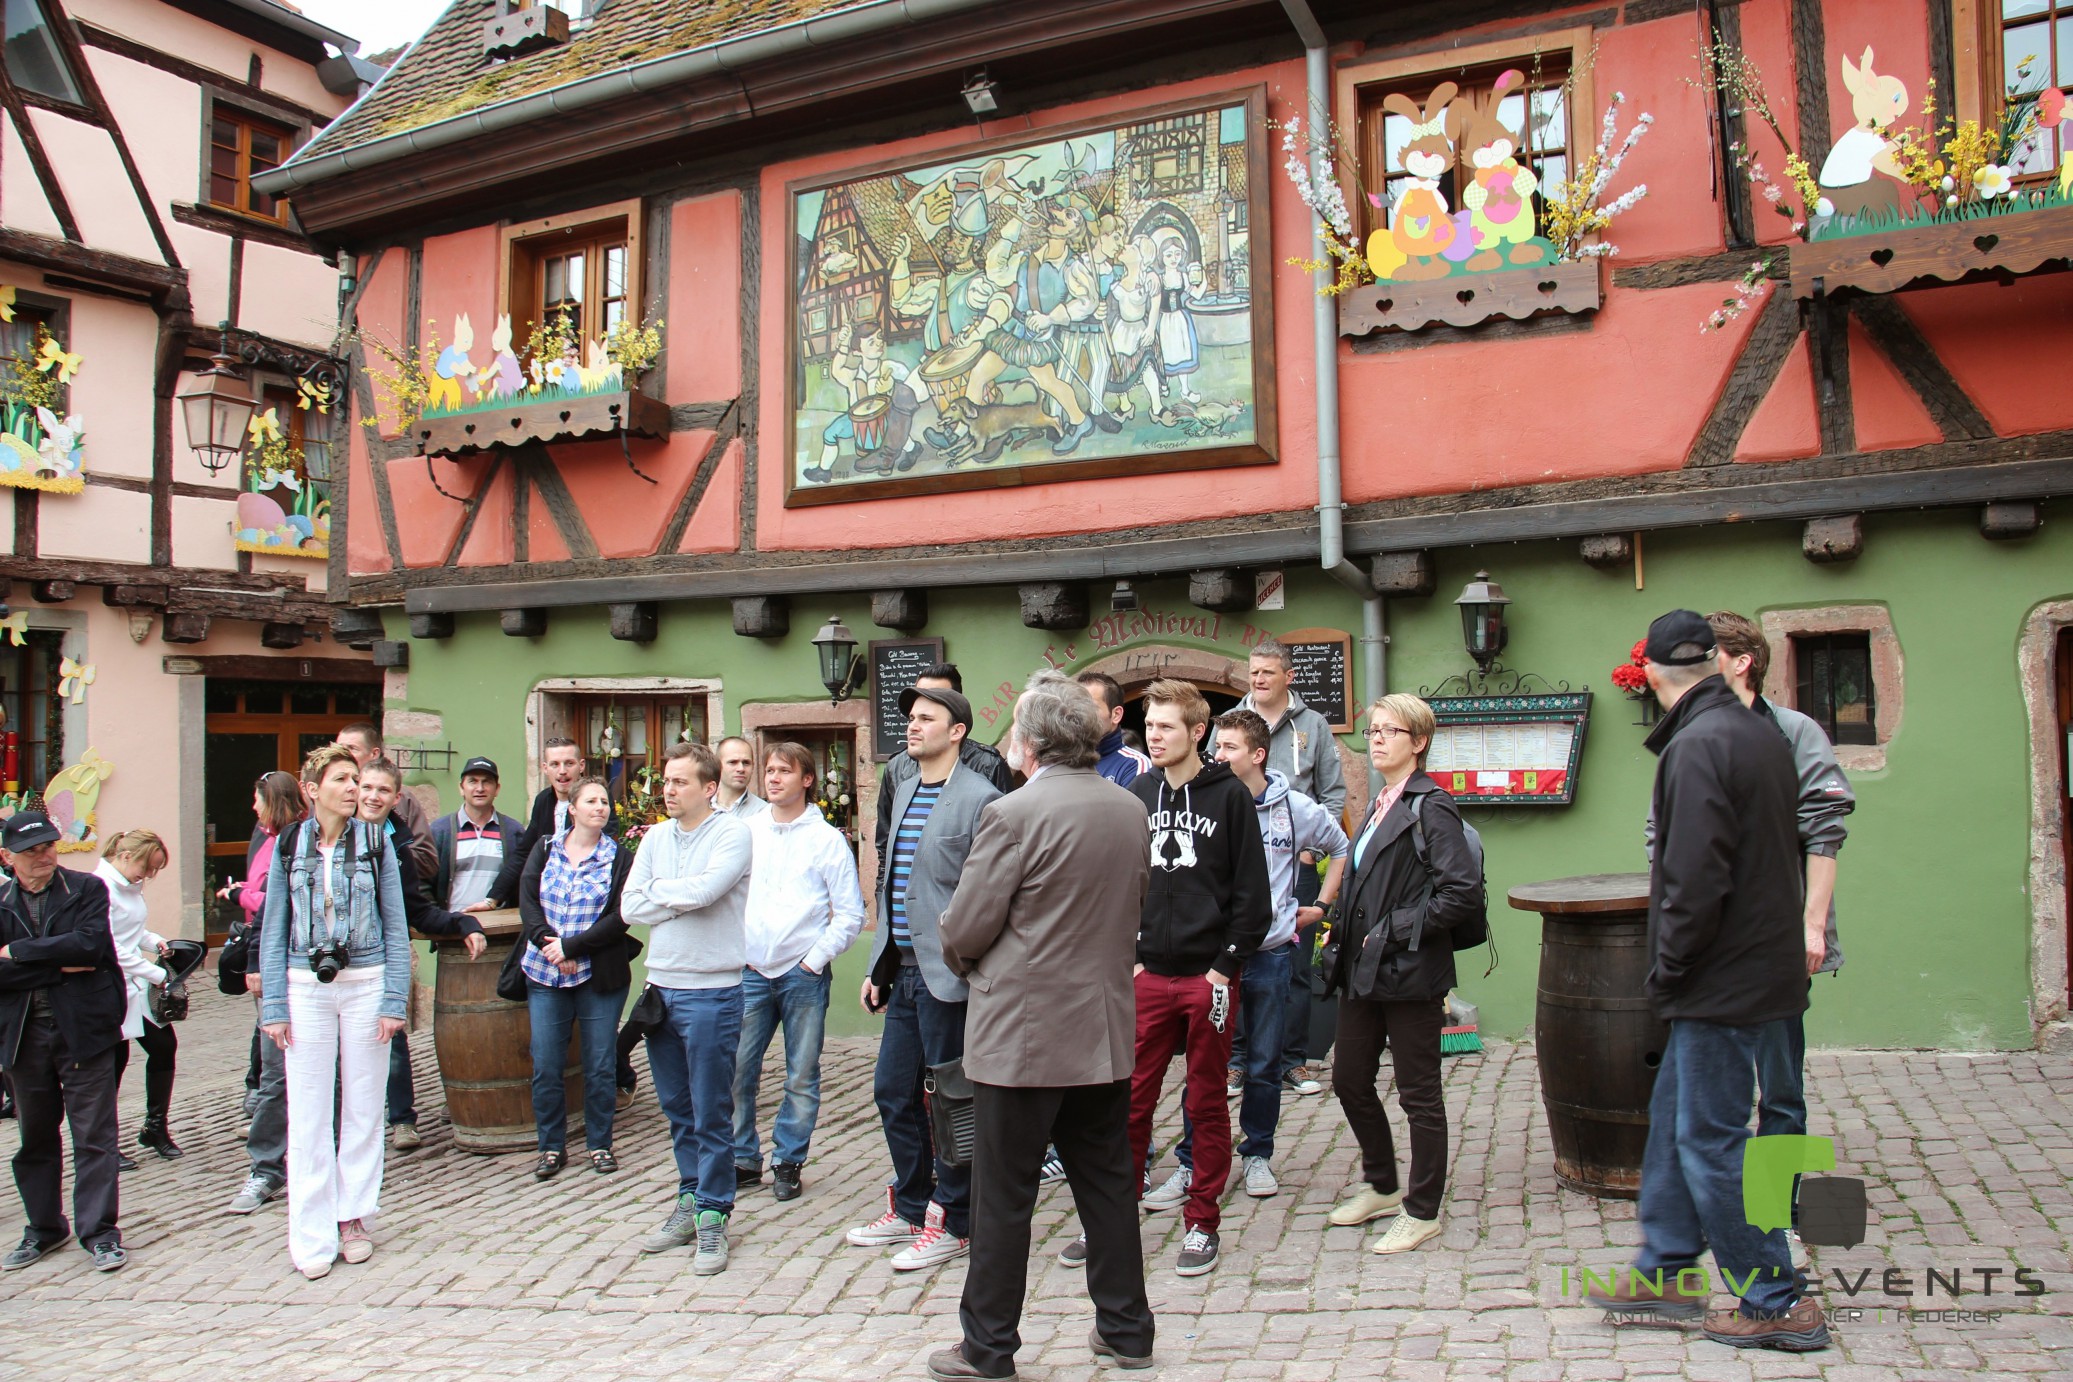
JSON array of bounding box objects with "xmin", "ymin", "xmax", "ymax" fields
[
  {"xmin": 527, "ymin": 979, "xmax": 628, "ymax": 1153},
  {"xmin": 647, "ymin": 984, "xmax": 745, "ymax": 1214},
  {"xmin": 1175, "ymin": 943, "xmax": 1292, "ymax": 1166},
  {"xmin": 732, "ymin": 964, "xmax": 833, "ymax": 1171},
  {"xmin": 873, "ymin": 965, "xmax": 970, "ymax": 1237},
  {"xmin": 1636, "ymin": 1017, "xmax": 1799, "ymax": 1316},
  {"xmin": 387, "ymin": 1032, "xmax": 416, "ymax": 1126}
]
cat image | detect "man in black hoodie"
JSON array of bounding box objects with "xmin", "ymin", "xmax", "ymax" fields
[
  {"xmin": 1122, "ymin": 679, "xmax": 1269, "ymax": 1279},
  {"xmin": 1588, "ymin": 611, "xmax": 1828, "ymax": 1353}
]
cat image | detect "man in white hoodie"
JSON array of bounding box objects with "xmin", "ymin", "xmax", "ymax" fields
[
  {"xmin": 732, "ymin": 742, "xmax": 865, "ymax": 1204},
  {"xmin": 621, "ymin": 741, "xmax": 754, "ymax": 1276}
]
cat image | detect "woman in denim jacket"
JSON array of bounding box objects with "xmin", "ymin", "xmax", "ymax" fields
[{"xmin": 258, "ymin": 743, "xmax": 411, "ymax": 1279}]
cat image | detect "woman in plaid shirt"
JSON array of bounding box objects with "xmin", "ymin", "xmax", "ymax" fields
[{"xmin": 518, "ymin": 777, "xmax": 639, "ymax": 1180}]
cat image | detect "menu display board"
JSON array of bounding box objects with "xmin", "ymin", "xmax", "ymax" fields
[
  {"xmin": 1424, "ymin": 691, "xmax": 1591, "ymax": 805},
  {"xmin": 1277, "ymin": 626, "xmax": 1353, "ymax": 731},
  {"xmin": 869, "ymin": 637, "xmax": 945, "ymax": 761}
]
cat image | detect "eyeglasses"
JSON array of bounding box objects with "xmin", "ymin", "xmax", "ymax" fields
[{"xmin": 1364, "ymin": 724, "xmax": 1415, "ymax": 741}]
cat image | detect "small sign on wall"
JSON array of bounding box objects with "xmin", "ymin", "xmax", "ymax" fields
[
  {"xmin": 1278, "ymin": 626, "xmax": 1352, "ymax": 732},
  {"xmin": 1254, "ymin": 570, "xmax": 1285, "ymax": 610},
  {"xmin": 869, "ymin": 637, "xmax": 945, "ymax": 761},
  {"xmin": 1424, "ymin": 691, "xmax": 1592, "ymax": 805}
]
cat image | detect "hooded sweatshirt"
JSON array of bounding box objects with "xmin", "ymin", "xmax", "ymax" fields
[
  {"xmin": 744, "ymin": 809, "xmax": 866, "ymax": 977},
  {"xmin": 1129, "ymin": 760, "xmax": 1272, "ymax": 978},
  {"xmin": 1252, "ymin": 769, "xmax": 1350, "ymax": 949}
]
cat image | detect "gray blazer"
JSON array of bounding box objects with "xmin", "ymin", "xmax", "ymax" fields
[{"xmin": 870, "ymin": 758, "xmax": 1003, "ymax": 1002}]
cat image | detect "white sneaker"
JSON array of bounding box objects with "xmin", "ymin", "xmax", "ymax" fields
[
  {"xmin": 1372, "ymin": 1212, "xmax": 1441, "ymax": 1254},
  {"xmin": 1327, "ymin": 1186, "xmax": 1403, "ymax": 1226},
  {"xmin": 1242, "ymin": 1156, "xmax": 1278, "ymax": 1198},
  {"xmin": 1142, "ymin": 1166, "xmax": 1191, "ymax": 1212},
  {"xmin": 1787, "ymin": 1228, "xmax": 1811, "ymax": 1272},
  {"xmin": 890, "ymin": 1201, "xmax": 968, "ymax": 1272},
  {"xmin": 845, "ymin": 1188, "xmax": 920, "ymax": 1248}
]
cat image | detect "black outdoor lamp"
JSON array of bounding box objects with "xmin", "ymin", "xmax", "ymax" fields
[
  {"xmin": 811, "ymin": 615, "xmax": 866, "ymax": 704},
  {"xmin": 177, "ymin": 324, "xmax": 256, "ymax": 477},
  {"xmin": 1455, "ymin": 570, "xmax": 1511, "ymax": 672}
]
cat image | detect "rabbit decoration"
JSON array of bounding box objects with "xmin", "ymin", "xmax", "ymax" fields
[
  {"xmin": 1367, "ymin": 83, "xmax": 1474, "ymax": 281},
  {"xmin": 473, "ymin": 314, "xmax": 525, "ymax": 401},
  {"xmin": 42, "ymin": 747, "xmax": 113, "ymax": 851},
  {"xmin": 428, "ymin": 313, "xmax": 476, "ymax": 413},
  {"xmin": 1817, "ymin": 47, "xmax": 1910, "ymax": 221},
  {"xmin": 0, "ymin": 405, "xmax": 85, "ymax": 492},
  {"xmin": 1457, "ymin": 70, "xmax": 1555, "ymax": 269}
]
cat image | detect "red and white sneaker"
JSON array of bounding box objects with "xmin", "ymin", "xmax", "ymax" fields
[
  {"xmin": 845, "ymin": 1187, "xmax": 921, "ymax": 1248},
  {"xmin": 890, "ymin": 1200, "xmax": 968, "ymax": 1272}
]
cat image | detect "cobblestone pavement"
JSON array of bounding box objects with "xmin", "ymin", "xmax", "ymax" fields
[{"xmin": 2, "ymin": 985, "xmax": 2069, "ymax": 1381}]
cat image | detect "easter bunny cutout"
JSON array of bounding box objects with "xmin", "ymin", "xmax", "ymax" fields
[
  {"xmin": 1457, "ymin": 70, "xmax": 1551, "ymax": 269},
  {"xmin": 1370, "ymin": 82, "xmax": 1463, "ymax": 281},
  {"xmin": 1817, "ymin": 47, "xmax": 1910, "ymax": 221},
  {"xmin": 429, "ymin": 313, "xmax": 475, "ymax": 412},
  {"xmin": 474, "ymin": 313, "xmax": 524, "ymax": 400}
]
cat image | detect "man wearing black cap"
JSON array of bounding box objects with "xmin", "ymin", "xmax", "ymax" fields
[
  {"xmin": 1588, "ymin": 610, "xmax": 1828, "ymax": 1351},
  {"xmin": 430, "ymin": 757, "xmax": 524, "ymax": 916},
  {"xmin": 845, "ymin": 683, "xmax": 1002, "ymax": 1273},
  {"xmin": 0, "ymin": 811, "xmax": 128, "ymax": 1272},
  {"xmin": 873, "ymin": 666, "xmax": 1014, "ymax": 894}
]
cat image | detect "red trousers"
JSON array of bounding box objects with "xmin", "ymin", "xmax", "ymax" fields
[{"xmin": 1127, "ymin": 970, "xmax": 1235, "ymax": 1233}]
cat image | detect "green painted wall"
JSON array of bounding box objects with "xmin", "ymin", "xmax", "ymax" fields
[{"xmin": 389, "ymin": 503, "xmax": 2069, "ymax": 1049}]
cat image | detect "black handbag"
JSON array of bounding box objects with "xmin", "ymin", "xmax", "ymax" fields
[
  {"xmin": 149, "ymin": 940, "xmax": 207, "ymax": 1023},
  {"xmin": 627, "ymin": 982, "xmax": 665, "ymax": 1029},
  {"xmin": 924, "ymin": 1058, "xmax": 977, "ymax": 1169},
  {"xmin": 496, "ymin": 934, "xmax": 529, "ymax": 1003},
  {"xmin": 216, "ymin": 919, "xmax": 253, "ymax": 996}
]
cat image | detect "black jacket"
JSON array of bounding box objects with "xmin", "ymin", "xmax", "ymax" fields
[
  {"xmin": 0, "ymin": 866, "xmax": 125, "ymax": 1068},
  {"xmin": 1129, "ymin": 762, "xmax": 1271, "ymax": 978},
  {"xmin": 429, "ymin": 808, "xmax": 524, "ymax": 910},
  {"xmin": 1329, "ymin": 772, "xmax": 1482, "ymax": 1003},
  {"xmin": 1644, "ymin": 675, "xmax": 1807, "ymax": 1024},
  {"xmin": 386, "ymin": 819, "xmax": 485, "ymax": 942},
  {"xmin": 517, "ymin": 836, "xmax": 640, "ymax": 994},
  {"xmin": 490, "ymin": 786, "xmax": 621, "ymax": 907}
]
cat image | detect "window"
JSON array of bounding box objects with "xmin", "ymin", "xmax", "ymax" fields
[
  {"xmin": 502, "ymin": 205, "xmax": 641, "ymax": 352},
  {"xmin": 2, "ymin": 0, "xmax": 82, "ymax": 104},
  {"xmin": 259, "ymin": 380, "xmax": 333, "ymax": 486},
  {"xmin": 0, "ymin": 293, "xmax": 69, "ymax": 415},
  {"xmin": 1354, "ymin": 56, "xmax": 1571, "ymax": 246},
  {"xmin": 1994, "ymin": 1, "xmax": 2072, "ymax": 178},
  {"xmin": 573, "ymin": 693, "xmax": 708, "ymax": 798},
  {"xmin": 1, "ymin": 628, "xmax": 66, "ymax": 791},
  {"xmin": 1792, "ymin": 633, "xmax": 1878, "ymax": 746},
  {"xmin": 209, "ymin": 107, "xmax": 294, "ymax": 222}
]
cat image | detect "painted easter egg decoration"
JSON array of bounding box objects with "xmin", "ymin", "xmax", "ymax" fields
[{"xmin": 237, "ymin": 491, "xmax": 288, "ymax": 532}]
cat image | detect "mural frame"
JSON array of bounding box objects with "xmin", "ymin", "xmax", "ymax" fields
[{"xmin": 783, "ymin": 85, "xmax": 1277, "ymax": 507}]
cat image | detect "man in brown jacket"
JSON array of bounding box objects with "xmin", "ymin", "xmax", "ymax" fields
[{"xmin": 926, "ymin": 672, "xmax": 1155, "ymax": 1382}]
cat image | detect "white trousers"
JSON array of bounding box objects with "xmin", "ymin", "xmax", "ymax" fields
[{"xmin": 283, "ymin": 973, "xmax": 388, "ymax": 1272}]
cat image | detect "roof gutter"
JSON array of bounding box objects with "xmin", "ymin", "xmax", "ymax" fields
[
  {"xmin": 256, "ymin": 0, "xmax": 1003, "ymax": 196},
  {"xmin": 218, "ymin": 0, "xmax": 360, "ymax": 54},
  {"xmin": 1279, "ymin": 0, "xmax": 1384, "ymax": 783}
]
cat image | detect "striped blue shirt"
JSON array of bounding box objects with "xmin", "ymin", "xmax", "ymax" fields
[{"xmin": 888, "ymin": 781, "xmax": 944, "ymax": 952}]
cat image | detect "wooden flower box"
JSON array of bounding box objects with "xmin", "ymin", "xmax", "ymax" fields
[
  {"xmin": 413, "ymin": 390, "xmax": 671, "ymax": 457},
  {"xmin": 1338, "ymin": 259, "xmax": 1602, "ymax": 337},
  {"xmin": 1789, "ymin": 202, "xmax": 2073, "ymax": 298}
]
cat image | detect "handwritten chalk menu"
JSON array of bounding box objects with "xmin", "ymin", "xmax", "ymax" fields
[
  {"xmin": 870, "ymin": 638, "xmax": 945, "ymax": 761},
  {"xmin": 1424, "ymin": 691, "xmax": 1592, "ymax": 806},
  {"xmin": 1278, "ymin": 627, "xmax": 1353, "ymax": 731}
]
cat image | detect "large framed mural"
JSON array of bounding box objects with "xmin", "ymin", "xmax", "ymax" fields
[{"xmin": 785, "ymin": 87, "xmax": 1276, "ymax": 505}]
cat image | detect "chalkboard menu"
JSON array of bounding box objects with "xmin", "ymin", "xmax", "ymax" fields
[
  {"xmin": 1279, "ymin": 627, "xmax": 1353, "ymax": 731},
  {"xmin": 870, "ymin": 638, "xmax": 946, "ymax": 761}
]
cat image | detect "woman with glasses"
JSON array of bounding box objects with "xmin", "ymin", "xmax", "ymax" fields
[
  {"xmin": 517, "ymin": 775, "xmax": 637, "ymax": 1178},
  {"xmin": 1322, "ymin": 695, "xmax": 1483, "ymax": 1255}
]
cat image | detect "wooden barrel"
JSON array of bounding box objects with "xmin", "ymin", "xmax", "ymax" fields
[
  {"xmin": 432, "ymin": 912, "xmax": 581, "ymax": 1155},
  {"xmin": 1509, "ymin": 874, "xmax": 1666, "ymax": 1199}
]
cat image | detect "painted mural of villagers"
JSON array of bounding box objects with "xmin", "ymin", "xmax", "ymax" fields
[{"xmin": 791, "ymin": 102, "xmax": 1259, "ymax": 489}]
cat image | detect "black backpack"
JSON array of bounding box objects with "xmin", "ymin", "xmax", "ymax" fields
[{"xmin": 1407, "ymin": 792, "xmax": 1496, "ymax": 975}]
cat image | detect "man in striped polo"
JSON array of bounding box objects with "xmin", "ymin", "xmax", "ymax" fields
[{"xmin": 845, "ymin": 685, "xmax": 1000, "ymax": 1273}]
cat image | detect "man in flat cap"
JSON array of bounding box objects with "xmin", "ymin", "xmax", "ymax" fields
[
  {"xmin": 1589, "ymin": 611, "xmax": 1828, "ymax": 1351},
  {"xmin": 0, "ymin": 811, "xmax": 128, "ymax": 1272},
  {"xmin": 844, "ymin": 683, "xmax": 1001, "ymax": 1274}
]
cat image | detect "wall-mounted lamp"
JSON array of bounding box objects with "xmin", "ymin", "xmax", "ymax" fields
[
  {"xmin": 1111, "ymin": 579, "xmax": 1139, "ymax": 613},
  {"xmin": 811, "ymin": 615, "xmax": 866, "ymax": 704},
  {"xmin": 176, "ymin": 324, "xmax": 256, "ymax": 478},
  {"xmin": 1455, "ymin": 570, "xmax": 1511, "ymax": 671},
  {"xmin": 962, "ymin": 70, "xmax": 999, "ymax": 116}
]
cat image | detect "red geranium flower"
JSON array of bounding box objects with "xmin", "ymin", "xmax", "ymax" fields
[{"xmin": 1610, "ymin": 638, "xmax": 1649, "ymax": 694}]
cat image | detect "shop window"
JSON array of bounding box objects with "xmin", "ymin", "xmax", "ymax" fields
[
  {"xmin": 2, "ymin": 0, "xmax": 83, "ymax": 105},
  {"xmin": 1792, "ymin": 633, "xmax": 1878, "ymax": 746},
  {"xmin": 501, "ymin": 201, "xmax": 642, "ymax": 353},
  {"xmin": 1339, "ymin": 32, "xmax": 1587, "ymax": 247},
  {"xmin": 209, "ymin": 106, "xmax": 295, "ymax": 223},
  {"xmin": 0, "ymin": 629, "xmax": 66, "ymax": 791},
  {"xmin": 573, "ymin": 693, "xmax": 709, "ymax": 795}
]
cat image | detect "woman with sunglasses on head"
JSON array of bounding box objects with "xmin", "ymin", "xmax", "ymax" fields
[
  {"xmin": 217, "ymin": 772, "xmax": 303, "ymax": 1202},
  {"xmin": 517, "ymin": 775, "xmax": 637, "ymax": 1179},
  {"xmin": 256, "ymin": 743, "xmax": 411, "ymax": 1280},
  {"xmin": 98, "ymin": 829, "xmax": 178, "ymax": 1165},
  {"xmin": 1322, "ymin": 694, "xmax": 1483, "ymax": 1256}
]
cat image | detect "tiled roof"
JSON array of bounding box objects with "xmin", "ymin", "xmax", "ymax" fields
[{"xmin": 299, "ymin": 0, "xmax": 869, "ymax": 162}]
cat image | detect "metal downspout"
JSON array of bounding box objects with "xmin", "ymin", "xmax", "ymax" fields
[{"xmin": 1281, "ymin": 0, "xmax": 1384, "ymax": 790}]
